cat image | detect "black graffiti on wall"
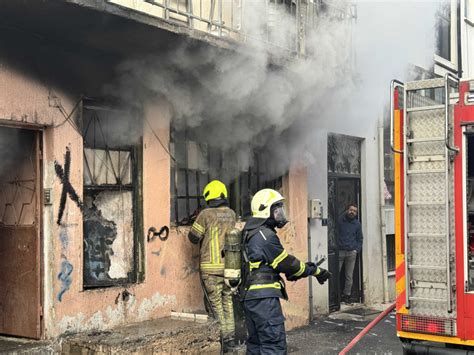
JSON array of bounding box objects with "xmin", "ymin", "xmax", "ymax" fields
[{"xmin": 54, "ymin": 147, "xmax": 83, "ymax": 225}]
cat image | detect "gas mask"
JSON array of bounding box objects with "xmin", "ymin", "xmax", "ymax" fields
[{"xmin": 271, "ymin": 202, "xmax": 288, "ymax": 228}]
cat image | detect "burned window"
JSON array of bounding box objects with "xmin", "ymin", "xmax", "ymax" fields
[
  {"xmin": 82, "ymin": 100, "xmax": 143, "ymax": 288},
  {"xmin": 228, "ymin": 157, "xmax": 282, "ymax": 220},
  {"xmin": 170, "ymin": 129, "xmax": 282, "ymax": 225}
]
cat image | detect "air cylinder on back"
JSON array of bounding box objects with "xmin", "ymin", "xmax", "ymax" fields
[{"xmin": 224, "ymin": 228, "xmax": 242, "ymax": 290}]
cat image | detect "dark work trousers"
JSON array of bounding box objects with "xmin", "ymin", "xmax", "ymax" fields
[
  {"xmin": 339, "ymin": 250, "xmax": 357, "ymax": 297},
  {"xmin": 243, "ymin": 297, "xmax": 287, "ymax": 355}
]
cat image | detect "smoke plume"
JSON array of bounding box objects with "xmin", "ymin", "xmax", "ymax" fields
[{"xmin": 107, "ymin": 0, "xmax": 443, "ymax": 182}]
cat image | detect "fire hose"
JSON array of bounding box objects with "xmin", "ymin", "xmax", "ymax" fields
[{"xmin": 339, "ymin": 302, "xmax": 396, "ymax": 355}]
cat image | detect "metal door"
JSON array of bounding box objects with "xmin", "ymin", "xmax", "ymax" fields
[
  {"xmin": 327, "ymin": 132, "xmax": 363, "ymax": 311},
  {"xmin": 328, "ymin": 177, "xmax": 362, "ymax": 310},
  {"xmin": 0, "ymin": 127, "xmax": 42, "ymax": 339}
]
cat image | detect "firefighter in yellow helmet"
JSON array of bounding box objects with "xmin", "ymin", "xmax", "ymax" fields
[
  {"xmin": 188, "ymin": 180, "xmax": 237, "ymax": 352},
  {"xmin": 240, "ymin": 189, "xmax": 331, "ymax": 354}
]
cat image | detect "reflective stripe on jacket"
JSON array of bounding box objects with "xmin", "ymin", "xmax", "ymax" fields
[
  {"xmin": 242, "ymin": 218, "xmax": 316, "ymax": 301},
  {"xmin": 191, "ymin": 206, "xmax": 236, "ymax": 275}
]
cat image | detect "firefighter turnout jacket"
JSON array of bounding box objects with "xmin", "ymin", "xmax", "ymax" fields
[
  {"xmin": 189, "ymin": 202, "xmax": 237, "ymax": 275},
  {"xmin": 242, "ymin": 218, "xmax": 319, "ymax": 301}
]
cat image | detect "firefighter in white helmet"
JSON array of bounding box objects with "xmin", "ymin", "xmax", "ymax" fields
[{"xmin": 240, "ymin": 188, "xmax": 331, "ymax": 354}]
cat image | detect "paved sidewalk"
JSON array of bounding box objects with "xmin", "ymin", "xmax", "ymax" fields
[
  {"xmin": 287, "ymin": 303, "xmax": 402, "ymax": 355},
  {"xmin": 0, "ymin": 304, "xmax": 401, "ymax": 354}
]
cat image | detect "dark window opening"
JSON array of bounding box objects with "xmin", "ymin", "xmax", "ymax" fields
[
  {"xmin": 466, "ymin": 134, "xmax": 474, "ymax": 291},
  {"xmin": 436, "ymin": 3, "xmax": 451, "ymax": 61},
  {"xmin": 82, "ymin": 99, "xmax": 144, "ymax": 289},
  {"xmin": 170, "ymin": 128, "xmax": 283, "ymax": 226},
  {"xmin": 386, "ymin": 234, "xmax": 395, "ymax": 273},
  {"xmin": 383, "ymin": 110, "xmax": 395, "ymax": 207}
]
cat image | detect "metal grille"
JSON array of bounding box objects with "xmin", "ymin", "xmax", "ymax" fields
[
  {"xmin": 0, "ymin": 130, "xmax": 37, "ymax": 226},
  {"xmin": 106, "ymin": 0, "xmax": 355, "ymax": 54},
  {"xmin": 401, "ymin": 314, "xmax": 456, "ymax": 337},
  {"xmin": 82, "ymin": 101, "xmax": 141, "ymax": 288},
  {"xmin": 170, "ymin": 128, "xmax": 282, "ymax": 224}
]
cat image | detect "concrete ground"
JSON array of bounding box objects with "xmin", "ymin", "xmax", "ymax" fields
[
  {"xmin": 0, "ymin": 304, "xmax": 402, "ymax": 354},
  {"xmin": 287, "ymin": 303, "xmax": 402, "ymax": 355},
  {"xmin": 0, "ymin": 317, "xmax": 220, "ymax": 354},
  {"xmin": 0, "ymin": 336, "xmax": 58, "ymax": 354}
]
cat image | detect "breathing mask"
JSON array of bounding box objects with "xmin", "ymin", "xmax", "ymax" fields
[{"xmin": 271, "ymin": 202, "xmax": 288, "ymax": 228}]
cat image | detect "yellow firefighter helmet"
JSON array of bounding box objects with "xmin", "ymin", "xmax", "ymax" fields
[
  {"xmin": 203, "ymin": 180, "xmax": 228, "ymax": 202},
  {"xmin": 251, "ymin": 188, "xmax": 285, "ymax": 219}
]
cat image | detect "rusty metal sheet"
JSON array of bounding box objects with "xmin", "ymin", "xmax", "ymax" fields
[{"xmin": 0, "ymin": 226, "xmax": 40, "ymax": 339}]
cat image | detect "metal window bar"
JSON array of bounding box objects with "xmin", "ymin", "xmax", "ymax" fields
[
  {"xmin": 83, "ymin": 111, "xmax": 134, "ymax": 187},
  {"xmin": 115, "ymin": 0, "xmax": 355, "ymax": 55},
  {"xmin": 145, "ymin": 0, "xmax": 239, "ymax": 35},
  {"xmin": 169, "ymin": 135, "xmax": 284, "ymax": 224},
  {"xmin": 81, "ymin": 103, "xmax": 140, "ymax": 288}
]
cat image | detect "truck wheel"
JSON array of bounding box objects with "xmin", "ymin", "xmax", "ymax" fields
[{"xmin": 400, "ymin": 338, "xmax": 414, "ymax": 354}]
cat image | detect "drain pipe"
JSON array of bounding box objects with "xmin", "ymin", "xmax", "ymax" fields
[
  {"xmin": 379, "ymin": 117, "xmax": 389, "ymax": 303},
  {"xmin": 308, "ymin": 217, "xmax": 314, "ymax": 321},
  {"xmin": 339, "ymin": 302, "xmax": 395, "ymax": 355}
]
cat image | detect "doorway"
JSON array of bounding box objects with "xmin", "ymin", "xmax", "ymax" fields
[
  {"xmin": 0, "ymin": 126, "xmax": 42, "ymax": 339},
  {"xmin": 327, "ymin": 134, "xmax": 363, "ymax": 311}
]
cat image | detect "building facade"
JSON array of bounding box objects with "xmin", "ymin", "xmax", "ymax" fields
[{"xmin": 0, "ymin": 0, "xmax": 355, "ymax": 340}]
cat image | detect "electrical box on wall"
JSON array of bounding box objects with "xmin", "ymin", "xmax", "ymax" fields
[{"xmin": 308, "ymin": 199, "xmax": 323, "ymax": 219}]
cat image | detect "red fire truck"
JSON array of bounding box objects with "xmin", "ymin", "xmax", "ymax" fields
[{"xmin": 391, "ymin": 76, "xmax": 474, "ymax": 353}]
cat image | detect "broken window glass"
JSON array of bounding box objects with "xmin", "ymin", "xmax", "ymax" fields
[{"xmin": 82, "ymin": 100, "xmax": 143, "ymax": 288}]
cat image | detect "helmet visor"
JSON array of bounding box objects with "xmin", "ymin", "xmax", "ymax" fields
[{"xmin": 272, "ymin": 203, "xmax": 288, "ymax": 228}]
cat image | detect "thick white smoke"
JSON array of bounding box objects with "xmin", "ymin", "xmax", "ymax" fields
[{"xmin": 108, "ymin": 0, "xmax": 444, "ymax": 181}]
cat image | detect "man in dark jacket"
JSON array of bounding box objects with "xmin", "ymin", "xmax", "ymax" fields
[
  {"xmin": 241, "ymin": 188, "xmax": 331, "ymax": 354},
  {"xmin": 337, "ymin": 203, "xmax": 363, "ymax": 304}
]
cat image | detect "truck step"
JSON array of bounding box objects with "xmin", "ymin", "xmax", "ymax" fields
[
  {"xmin": 407, "ymin": 233, "xmax": 445, "ymax": 238},
  {"xmin": 408, "ymin": 296, "xmax": 447, "ymax": 303},
  {"xmin": 406, "ymin": 137, "xmax": 444, "ymax": 143},
  {"xmin": 408, "ymin": 265, "xmax": 446, "ymax": 270},
  {"xmin": 407, "ymin": 169, "xmax": 445, "ymax": 175},
  {"xmin": 407, "ymin": 201, "xmax": 445, "ymax": 206},
  {"xmin": 406, "ymin": 105, "xmax": 445, "ymax": 112},
  {"xmin": 405, "ymin": 77, "xmax": 445, "ymax": 90},
  {"xmin": 409, "ymin": 155, "xmax": 445, "ymax": 163},
  {"xmin": 410, "ymin": 281, "xmax": 447, "ymax": 290}
]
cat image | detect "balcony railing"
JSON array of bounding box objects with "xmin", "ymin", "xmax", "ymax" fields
[{"xmin": 107, "ymin": 0, "xmax": 355, "ymax": 55}]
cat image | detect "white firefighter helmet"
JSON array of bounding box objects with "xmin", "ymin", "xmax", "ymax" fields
[{"xmin": 251, "ymin": 188, "xmax": 285, "ymax": 219}]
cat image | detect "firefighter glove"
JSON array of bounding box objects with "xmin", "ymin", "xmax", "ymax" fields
[
  {"xmin": 314, "ymin": 267, "xmax": 331, "ymax": 285},
  {"xmin": 304, "ymin": 262, "xmax": 318, "ymax": 275}
]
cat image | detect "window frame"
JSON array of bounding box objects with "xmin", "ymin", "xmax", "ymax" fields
[
  {"xmin": 170, "ymin": 128, "xmax": 283, "ymax": 225},
  {"xmin": 81, "ymin": 99, "xmax": 144, "ymax": 289}
]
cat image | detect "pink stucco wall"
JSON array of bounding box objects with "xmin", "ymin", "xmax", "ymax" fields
[
  {"xmin": 280, "ymin": 166, "xmax": 310, "ymax": 330},
  {"xmin": 0, "ymin": 62, "xmax": 310, "ymax": 338}
]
